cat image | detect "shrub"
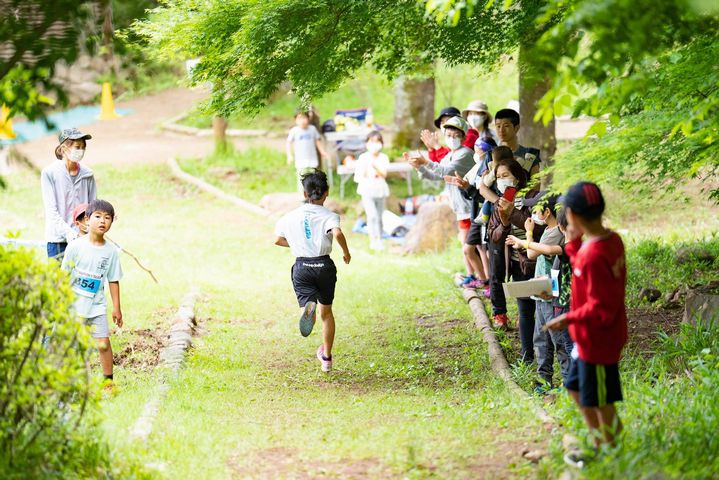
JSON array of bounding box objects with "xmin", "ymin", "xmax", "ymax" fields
[{"xmin": 0, "ymin": 245, "xmax": 104, "ymax": 478}]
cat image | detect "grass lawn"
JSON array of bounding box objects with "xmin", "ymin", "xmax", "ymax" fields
[{"xmin": 1, "ymin": 163, "xmax": 553, "ymax": 478}]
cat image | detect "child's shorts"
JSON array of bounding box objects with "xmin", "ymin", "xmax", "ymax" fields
[
  {"xmin": 291, "ymin": 256, "xmax": 337, "ymax": 307},
  {"xmin": 564, "ymin": 357, "xmax": 622, "ymax": 407},
  {"xmin": 465, "ymin": 221, "xmax": 486, "ymax": 246},
  {"xmin": 84, "ymin": 314, "xmax": 110, "ymax": 339}
]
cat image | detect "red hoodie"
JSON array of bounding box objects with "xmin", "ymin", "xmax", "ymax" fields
[
  {"xmin": 565, "ymin": 232, "xmax": 628, "ymax": 365},
  {"xmin": 429, "ymin": 128, "xmax": 480, "ymax": 163}
]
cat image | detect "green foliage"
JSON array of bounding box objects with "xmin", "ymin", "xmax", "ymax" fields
[
  {"xmin": 0, "ymin": 245, "xmax": 97, "ymax": 477},
  {"xmin": 625, "ymin": 236, "xmax": 719, "ymax": 307},
  {"xmin": 533, "ymin": 0, "xmax": 719, "ymax": 199},
  {"xmin": 135, "ymin": 0, "xmax": 535, "ymax": 118},
  {"xmin": 0, "ymin": 1, "xmax": 89, "ymax": 120},
  {"xmin": 545, "ymin": 323, "xmax": 719, "ymax": 478}
]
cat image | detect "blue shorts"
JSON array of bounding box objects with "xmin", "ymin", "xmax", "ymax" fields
[
  {"xmin": 47, "ymin": 242, "xmax": 68, "ymax": 261},
  {"xmin": 564, "ymin": 358, "xmax": 623, "ymax": 407}
]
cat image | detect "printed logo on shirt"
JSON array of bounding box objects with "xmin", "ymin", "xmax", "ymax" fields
[
  {"xmin": 574, "ymin": 267, "xmax": 582, "ymax": 277},
  {"xmin": 304, "ymin": 212, "xmax": 312, "ymax": 239}
]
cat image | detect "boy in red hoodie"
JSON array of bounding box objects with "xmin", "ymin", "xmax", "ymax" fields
[{"xmin": 546, "ymin": 181, "xmax": 627, "ymax": 456}]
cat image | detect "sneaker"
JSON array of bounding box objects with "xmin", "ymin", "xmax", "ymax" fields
[
  {"xmin": 316, "ymin": 345, "xmax": 332, "ymax": 373},
  {"xmin": 482, "ymin": 286, "xmax": 491, "ymax": 298},
  {"xmin": 493, "ymin": 313, "xmax": 509, "ymax": 329},
  {"xmin": 461, "ymin": 274, "xmax": 476, "ymax": 286},
  {"xmin": 563, "ymin": 449, "xmax": 587, "ymax": 469},
  {"xmin": 463, "ymin": 278, "xmax": 486, "ymax": 289},
  {"xmin": 299, "ymin": 302, "xmax": 317, "ymax": 337}
]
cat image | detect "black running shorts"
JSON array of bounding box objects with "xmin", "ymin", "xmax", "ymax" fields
[
  {"xmin": 564, "ymin": 357, "xmax": 623, "ymax": 407},
  {"xmin": 291, "ymin": 255, "xmax": 337, "ymax": 307}
]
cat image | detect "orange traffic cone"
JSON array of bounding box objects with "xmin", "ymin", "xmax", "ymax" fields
[
  {"xmin": 99, "ymin": 82, "xmax": 119, "ymax": 120},
  {"xmin": 0, "ymin": 104, "xmax": 17, "ymax": 139}
]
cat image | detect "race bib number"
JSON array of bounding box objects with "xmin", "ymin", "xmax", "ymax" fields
[{"xmin": 72, "ymin": 271, "xmax": 102, "ymax": 298}]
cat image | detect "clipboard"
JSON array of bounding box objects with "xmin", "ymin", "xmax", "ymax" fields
[{"xmin": 502, "ymin": 278, "xmax": 552, "ymax": 299}]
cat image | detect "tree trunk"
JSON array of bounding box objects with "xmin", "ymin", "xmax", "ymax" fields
[
  {"xmin": 99, "ymin": 0, "xmax": 117, "ymax": 76},
  {"xmin": 518, "ymin": 42, "xmax": 556, "ymax": 188},
  {"xmin": 393, "ymin": 76, "xmax": 435, "ymax": 149},
  {"xmin": 212, "ymin": 116, "xmax": 229, "ymax": 154}
]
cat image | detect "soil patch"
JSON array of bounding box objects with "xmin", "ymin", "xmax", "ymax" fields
[
  {"xmin": 228, "ymin": 447, "xmax": 392, "ymax": 479},
  {"xmin": 625, "ymin": 306, "xmax": 683, "ymax": 357},
  {"xmin": 466, "ymin": 430, "xmax": 547, "ymax": 479},
  {"xmin": 114, "ymin": 328, "xmax": 166, "ymax": 371}
]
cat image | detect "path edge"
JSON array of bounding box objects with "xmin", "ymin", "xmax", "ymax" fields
[
  {"xmin": 167, "ymin": 157, "xmax": 270, "ymax": 217},
  {"xmin": 463, "ymin": 288, "xmax": 557, "ymax": 426}
]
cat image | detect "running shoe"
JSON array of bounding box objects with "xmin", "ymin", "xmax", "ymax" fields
[
  {"xmin": 299, "ymin": 301, "xmax": 317, "ymax": 337},
  {"xmin": 316, "ymin": 345, "xmax": 332, "ymax": 373},
  {"xmin": 463, "ymin": 278, "xmax": 486, "ymax": 289},
  {"xmin": 493, "ymin": 313, "xmax": 509, "ymax": 329},
  {"xmin": 461, "ymin": 274, "xmax": 476, "ymax": 286},
  {"xmin": 563, "ymin": 449, "xmax": 587, "ymax": 469},
  {"xmin": 482, "ymin": 286, "xmax": 491, "ymax": 298}
]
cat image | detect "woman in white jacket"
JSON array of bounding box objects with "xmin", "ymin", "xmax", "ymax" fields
[
  {"xmin": 354, "ymin": 131, "xmax": 390, "ymax": 251},
  {"xmin": 41, "ymin": 128, "xmax": 97, "ymax": 260}
]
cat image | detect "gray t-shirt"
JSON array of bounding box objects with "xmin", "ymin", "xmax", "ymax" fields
[
  {"xmin": 533, "ymin": 226, "xmax": 564, "ymax": 302},
  {"xmin": 61, "ymin": 236, "xmax": 123, "ymax": 318},
  {"xmin": 287, "ymin": 125, "xmax": 321, "ymax": 169}
]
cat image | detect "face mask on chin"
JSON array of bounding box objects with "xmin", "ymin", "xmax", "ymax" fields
[
  {"xmin": 467, "ymin": 113, "xmax": 486, "ymax": 129},
  {"xmin": 445, "ymin": 136, "xmax": 462, "ymax": 151},
  {"xmin": 67, "ymin": 148, "xmax": 85, "ymax": 163},
  {"xmin": 531, "ymin": 212, "xmax": 546, "ymax": 225},
  {"xmin": 496, "ymin": 178, "xmax": 515, "ymax": 194},
  {"xmin": 366, "ymin": 142, "xmax": 382, "ymax": 154}
]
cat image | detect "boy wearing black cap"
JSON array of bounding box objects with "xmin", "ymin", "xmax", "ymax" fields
[
  {"xmin": 41, "ymin": 128, "xmax": 96, "ymax": 260},
  {"xmin": 546, "ymin": 181, "xmax": 627, "ymax": 455}
]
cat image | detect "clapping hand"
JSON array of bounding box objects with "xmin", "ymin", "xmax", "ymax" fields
[{"xmin": 443, "ymin": 171, "xmax": 469, "ymax": 189}]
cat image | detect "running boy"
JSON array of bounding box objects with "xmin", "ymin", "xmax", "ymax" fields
[
  {"xmin": 287, "ymin": 110, "xmax": 329, "ymax": 190},
  {"xmin": 274, "ymin": 170, "xmax": 351, "ymax": 373},
  {"xmin": 61, "ymin": 199, "xmax": 123, "ymax": 388},
  {"xmin": 546, "ymin": 182, "xmax": 627, "ymax": 454}
]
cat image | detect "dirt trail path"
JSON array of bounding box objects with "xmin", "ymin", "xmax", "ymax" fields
[{"xmin": 15, "ymin": 88, "xmax": 220, "ymax": 170}]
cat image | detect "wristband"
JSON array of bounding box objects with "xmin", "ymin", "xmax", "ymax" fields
[{"xmin": 525, "ymin": 240, "xmax": 530, "ymax": 250}]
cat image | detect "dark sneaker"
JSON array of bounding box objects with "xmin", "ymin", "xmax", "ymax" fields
[
  {"xmin": 299, "ymin": 302, "xmax": 317, "ymax": 337},
  {"xmin": 563, "ymin": 449, "xmax": 587, "ymax": 469}
]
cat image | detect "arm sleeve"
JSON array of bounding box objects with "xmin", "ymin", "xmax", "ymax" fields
[
  {"xmin": 464, "ymin": 129, "xmax": 479, "ymax": 149},
  {"xmin": 429, "ymin": 147, "xmax": 449, "ymax": 163},
  {"xmin": 41, "ymin": 170, "xmax": 76, "ymax": 241},
  {"xmin": 420, "ymin": 149, "xmax": 474, "ymax": 179},
  {"xmin": 565, "ymin": 253, "xmax": 623, "ymax": 327},
  {"xmin": 60, "ymin": 243, "xmax": 74, "ymax": 272},
  {"xmin": 88, "ymin": 177, "xmax": 97, "ymax": 202},
  {"xmin": 325, "ymin": 213, "xmax": 341, "ymax": 233},
  {"xmin": 274, "ymin": 216, "xmax": 285, "ymax": 237},
  {"xmin": 106, "ymin": 248, "xmax": 123, "ymax": 282},
  {"xmin": 286, "ymin": 128, "xmax": 295, "ymax": 142}
]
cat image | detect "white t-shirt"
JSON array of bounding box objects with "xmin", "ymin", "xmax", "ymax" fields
[
  {"xmin": 275, "ymin": 203, "xmax": 341, "ymax": 258},
  {"xmin": 61, "ymin": 236, "xmax": 123, "ymax": 318},
  {"xmin": 287, "ymin": 125, "xmax": 321, "ymax": 169},
  {"xmin": 353, "ymin": 152, "xmax": 390, "ymax": 198}
]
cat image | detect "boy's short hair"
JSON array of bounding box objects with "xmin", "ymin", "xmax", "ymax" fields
[
  {"xmin": 301, "ymin": 169, "xmax": 329, "ymax": 201},
  {"xmin": 557, "ymin": 205, "xmax": 569, "ymax": 229},
  {"xmin": 564, "ymin": 181, "xmax": 605, "ymax": 220},
  {"xmin": 366, "ymin": 130, "xmax": 383, "ymax": 143},
  {"xmin": 491, "ymin": 145, "xmax": 514, "ymax": 162},
  {"xmin": 87, "ymin": 199, "xmax": 116, "ymax": 220},
  {"xmin": 495, "ymin": 108, "xmax": 520, "ymax": 127},
  {"xmin": 525, "ymin": 191, "xmax": 560, "ymax": 217},
  {"xmin": 294, "ymin": 108, "xmax": 310, "ymax": 118}
]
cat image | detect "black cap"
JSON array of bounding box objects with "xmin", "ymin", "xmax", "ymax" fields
[
  {"xmin": 564, "ymin": 181, "xmax": 605, "ymax": 219},
  {"xmin": 524, "ymin": 191, "xmax": 560, "ymax": 214},
  {"xmin": 434, "ymin": 106, "xmax": 461, "ymax": 128}
]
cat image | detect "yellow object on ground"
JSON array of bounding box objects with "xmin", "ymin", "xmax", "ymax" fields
[
  {"xmin": 99, "ymin": 82, "xmax": 119, "ymax": 120},
  {"xmin": 0, "ymin": 104, "xmax": 17, "ymax": 139}
]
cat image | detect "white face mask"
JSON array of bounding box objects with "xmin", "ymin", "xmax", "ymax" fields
[
  {"xmin": 473, "ymin": 152, "xmax": 482, "ymax": 164},
  {"xmin": 496, "ymin": 178, "xmax": 515, "ymax": 194},
  {"xmin": 532, "ymin": 212, "xmax": 546, "ymax": 225},
  {"xmin": 67, "ymin": 148, "xmax": 85, "ymax": 162},
  {"xmin": 366, "ymin": 142, "xmax": 382, "ymax": 154},
  {"xmin": 467, "ymin": 113, "xmax": 486, "ymax": 129},
  {"xmin": 445, "ymin": 136, "xmax": 462, "ymax": 151}
]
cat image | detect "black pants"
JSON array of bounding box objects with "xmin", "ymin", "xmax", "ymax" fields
[{"xmin": 489, "ymin": 240, "xmax": 536, "ymax": 363}]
